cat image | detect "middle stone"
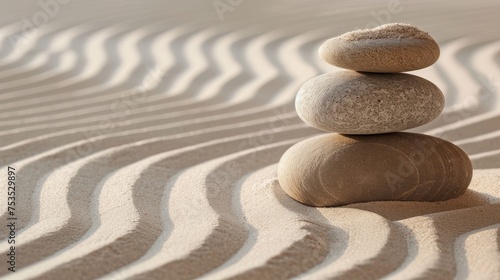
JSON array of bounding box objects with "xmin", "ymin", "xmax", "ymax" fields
[{"xmin": 296, "ymin": 71, "xmax": 444, "ymax": 134}]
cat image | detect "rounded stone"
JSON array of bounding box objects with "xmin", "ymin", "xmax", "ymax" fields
[
  {"xmin": 319, "ymin": 23, "xmax": 440, "ymax": 72},
  {"xmin": 277, "ymin": 133, "xmax": 473, "ymax": 207},
  {"xmin": 295, "ymin": 71, "xmax": 444, "ymax": 134}
]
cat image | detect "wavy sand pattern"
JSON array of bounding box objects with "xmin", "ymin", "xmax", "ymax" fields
[{"xmin": 0, "ymin": 0, "xmax": 499, "ymax": 279}]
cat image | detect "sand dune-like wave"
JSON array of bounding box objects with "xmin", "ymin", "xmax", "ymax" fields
[{"xmin": 0, "ymin": 0, "xmax": 499, "ymax": 279}]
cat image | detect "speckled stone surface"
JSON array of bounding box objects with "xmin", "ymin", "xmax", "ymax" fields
[
  {"xmin": 295, "ymin": 71, "xmax": 444, "ymax": 134},
  {"xmin": 319, "ymin": 23, "xmax": 440, "ymax": 73},
  {"xmin": 278, "ymin": 133, "xmax": 473, "ymax": 207}
]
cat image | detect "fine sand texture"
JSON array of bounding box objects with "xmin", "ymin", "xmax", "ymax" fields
[{"xmin": 0, "ymin": 0, "xmax": 499, "ymax": 279}]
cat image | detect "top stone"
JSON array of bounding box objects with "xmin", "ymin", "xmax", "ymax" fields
[{"xmin": 319, "ymin": 23, "xmax": 440, "ymax": 73}]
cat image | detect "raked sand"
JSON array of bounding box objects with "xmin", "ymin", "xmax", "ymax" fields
[{"xmin": 0, "ymin": 0, "xmax": 499, "ymax": 279}]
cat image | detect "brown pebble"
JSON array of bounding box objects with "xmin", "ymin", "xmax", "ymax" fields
[
  {"xmin": 278, "ymin": 133, "xmax": 473, "ymax": 207},
  {"xmin": 296, "ymin": 71, "xmax": 444, "ymax": 134},
  {"xmin": 319, "ymin": 23, "xmax": 440, "ymax": 73}
]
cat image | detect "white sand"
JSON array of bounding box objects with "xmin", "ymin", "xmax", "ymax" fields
[{"xmin": 0, "ymin": 0, "xmax": 499, "ymax": 279}]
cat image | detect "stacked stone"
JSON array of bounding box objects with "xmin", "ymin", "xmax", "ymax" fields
[{"xmin": 278, "ymin": 23, "xmax": 473, "ymax": 207}]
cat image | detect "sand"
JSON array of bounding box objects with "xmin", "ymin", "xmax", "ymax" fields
[
  {"xmin": 341, "ymin": 23, "xmax": 435, "ymax": 41},
  {"xmin": 0, "ymin": 0, "xmax": 499, "ymax": 279}
]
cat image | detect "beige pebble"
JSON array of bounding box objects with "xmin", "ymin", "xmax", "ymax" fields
[
  {"xmin": 278, "ymin": 133, "xmax": 473, "ymax": 207},
  {"xmin": 319, "ymin": 23, "xmax": 440, "ymax": 72},
  {"xmin": 296, "ymin": 71, "xmax": 444, "ymax": 134}
]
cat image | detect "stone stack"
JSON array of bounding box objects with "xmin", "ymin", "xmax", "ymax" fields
[{"xmin": 278, "ymin": 23, "xmax": 473, "ymax": 207}]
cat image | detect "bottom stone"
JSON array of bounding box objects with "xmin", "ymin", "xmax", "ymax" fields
[{"xmin": 278, "ymin": 133, "xmax": 473, "ymax": 207}]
